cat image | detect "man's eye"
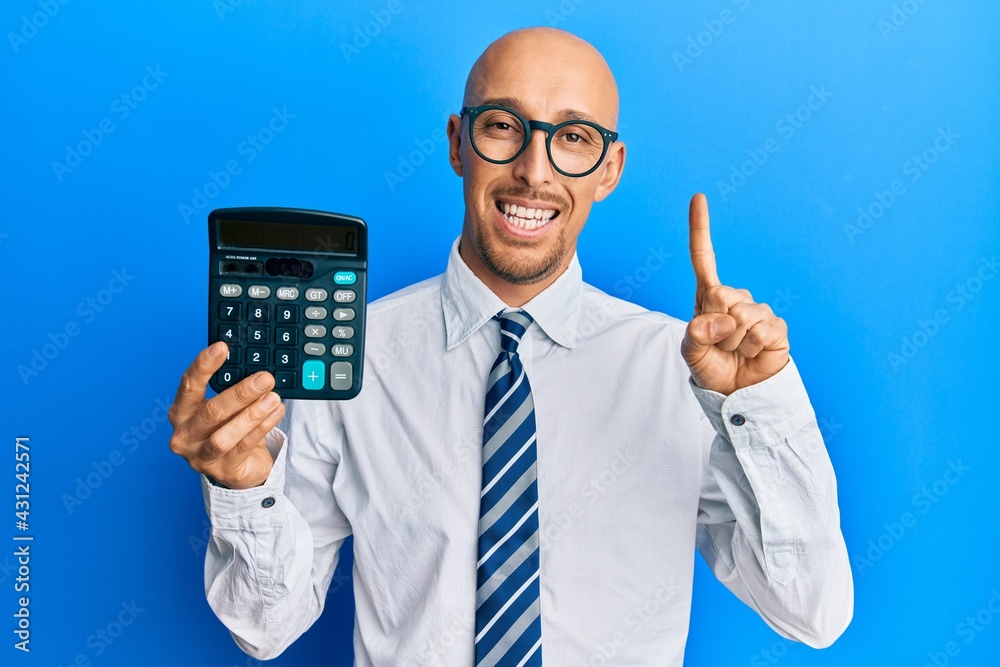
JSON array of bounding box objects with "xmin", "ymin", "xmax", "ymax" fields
[
  {"xmin": 491, "ymin": 122, "xmax": 512, "ymax": 131},
  {"xmin": 564, "ymin": 132, "xmax": 582, "ymax": 143}
]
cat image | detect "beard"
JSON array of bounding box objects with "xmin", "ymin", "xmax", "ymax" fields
[{"xmin": 471, "ymin": 186, "xmax": 569, "ymax": 285}]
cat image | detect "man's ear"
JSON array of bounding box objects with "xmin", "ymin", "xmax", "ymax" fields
[
  {"xmin": 594, "ymin": 141, "xmax": 626, "ymax": 202},
  {"xmin": 447, "ymin": 114, "xmax": 464, "ymax": 177}
]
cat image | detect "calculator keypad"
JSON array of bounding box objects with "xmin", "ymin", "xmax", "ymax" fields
[{"xmin": 212, "ymin": 282, "xmax": 360, "ymax": 397}]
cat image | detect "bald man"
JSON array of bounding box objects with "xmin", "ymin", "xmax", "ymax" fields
[{"xmin": 170, "ymin": 28, "xmax": 852, "ymax": 665}]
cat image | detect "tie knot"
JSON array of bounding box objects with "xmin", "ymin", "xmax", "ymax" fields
[{"xmin": 496, "ymin": 309, "xmax": 533, "ymax": 354}]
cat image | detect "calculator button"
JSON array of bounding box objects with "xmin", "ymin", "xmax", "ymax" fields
[
  {"xmin": 302, "ymin": 360, "xmax": 325, "ymax": 390},
  {"xmin": 276, "ymin": 327, "xmax": 298, "ymax": 345},
  {"xmin": 334, "ymin": 271, "xmax": 357, "ymax": 285},
  {"xmin": 305, "ymin": 288, "xmax": 328, "ymax": 302},
  {"xmin": 218, "ymin": 324, "xmax": 241, "ymax": 343},
  {"xmin": 276, "ymin": 305, "xmax": 299, "ymax": 323},
  {"xmin": 219, "ymin": 283, "xmax": 243, "ymax": 297},
  {"xmin": 332, "ymin": 344, "xmax": 354, "ymax": 357},
  {"xmin": 216, "ymin": 367, "xmax": 241, "ymax": 386},
  {"xmin": 248, "ymin": 327, "xmax": 270, "ymax": 344},
  {"xmin": 248, "ymin": 304, "xmax": 271, "ymax": 323},
  {"xmin": 305, "ymin": 306, "xmax": 328, "ymax": 320},
  {"xmin": 330, "ymin": 362, "xmax": 353, "ymax": 390},
  {"xmin": 305, "ymin": 324, "xmax": 327, "ymax": 338},
  {"xmin": 333, "ymin": 290, "xmax": 356, "ymax": 303},
  {"xmin": 247, "ymin": 285, "xmax": 271, "ymax": 299},
  {"xmin": 218, "ymin": 302, "xmax": 242, "ymax": 321},
  {"xmin": 246, "ymin": 348, "xmax": 270, "ymax": 366},
  {"xmin": 332, "ymin": 326, "xmax": 355, "ymax": 339},
  {"xmin": 274, "ymin": 371, "xmax": 297, "ymax": 389},
  {"xmin": 276, "ymin": 286, "xmax": 299, "ymax": 300},
  {"xmin": 304, "ymin": 342, "xmax": 326, "ymax": 356},
  {"xmin": 225, "ymin": 346, "xmax": 242, "ymax": 364},
  {"xmin": 275, "ymin": 350, "xmax": 297, "ymax": 367},
  {"xmin": 333, "ymin": 308, "xmax": 355, "ymax": 322}
]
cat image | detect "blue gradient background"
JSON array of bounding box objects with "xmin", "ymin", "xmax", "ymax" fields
[{"xmin": 2, "ymin": 1, "xmax": 998, "ymax": 665}]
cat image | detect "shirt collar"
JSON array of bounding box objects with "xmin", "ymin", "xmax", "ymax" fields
[{"xmin": 441, "ymin": 236, "xmax": 582, "ymax": 351}]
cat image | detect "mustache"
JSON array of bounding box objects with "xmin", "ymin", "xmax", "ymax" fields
[{"xmin": 490, "ymin": 186, "xmax": 567, "ymax": 210}]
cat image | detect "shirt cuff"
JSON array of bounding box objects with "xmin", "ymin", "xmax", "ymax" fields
[
  {"xmin": 688, "ymin": 357, "xmax": 817, "ymax": 447},
  {"xmin": 200, "ymin": 427, "xmax": 289, "ymax": 527}
]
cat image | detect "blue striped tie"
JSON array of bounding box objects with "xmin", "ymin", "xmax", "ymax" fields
[{"xmin": 475, "ymin": 309, "xmax": 543, "ymax": 667}]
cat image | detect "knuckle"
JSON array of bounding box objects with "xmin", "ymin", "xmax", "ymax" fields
[
  {"xmin": 201, "ymin": 399, "xmax": 226, "ymax": 424},
  {"xmin": 204, "ymin": 433, "xmax": 228, "ymax": 460}
]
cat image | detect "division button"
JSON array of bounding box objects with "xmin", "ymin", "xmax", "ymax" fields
[
  {"xmin": 305, "ymin": 325, "xmax": 327, "ymax": 338},
  {"xmin": 219, "ymin": 283, "xmax": 242, "ymax": 297},
  {"xmin": 332, "ymin": 344, "xmax": 353, "ymax": 357},
  {"xmin": 247, "ymin": 285, "xmax": 271, "ymax": 299},
  {"xmin": 305, "ymin": 288, "xmax": 328, "ymax": 302},
  {"xmin": 305, "ymin": 306, "xmax": 328, "ymax": 320},
  {"xmin": 276, "ymin": 286, "xmax": 299, "ymax": 300},
  {"xmin": 330, "ymin": 361, "xmax": 353, "ymax": 390},
  {"xmin": 333, "ymin": 290, "xmax": 356, "ymax": 303},
  {"xmin": 332, "ymin": 326, "xmax": 355, "ymax": 339},
  {"xmin": 333, "ymin": 308, "xmax": 355, "ymax": 321},
  {"xmin": 304, "ymin": 342, "xmax": 326, "ymax": 356},
  {"xmin": 302, "ymin": 360, "xmax": 325, "ymax": 390}
]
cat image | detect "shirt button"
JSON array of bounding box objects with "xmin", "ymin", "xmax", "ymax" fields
[
  {"xmin": 730, "ymin": 414, "xmax": 746, "ymax": 426},
  {"xmin": 261, "ymin": 497, "xmax": 276, "ymax": 509}
]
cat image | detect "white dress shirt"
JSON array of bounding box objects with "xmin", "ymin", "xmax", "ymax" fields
[{"xmin": 201, "ymin": 238, "xmax": 853, "ymax": 665}]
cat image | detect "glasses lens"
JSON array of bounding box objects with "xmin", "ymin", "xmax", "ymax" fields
[
  {"xmin": 471, "ymin": 109, "xmax": 526, "ymax": 162},
  {"xmin": 549, "ymin": 123, "xmax": 606, "ymax": 176}
]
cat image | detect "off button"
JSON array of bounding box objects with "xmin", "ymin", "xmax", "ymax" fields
[{"xmin": 334, "ymin": 271, "xmax": 356, "ymax": 285}]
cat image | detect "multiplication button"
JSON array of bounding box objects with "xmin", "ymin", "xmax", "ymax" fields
[{"xmin": 305, "ymin": 325, "xmax": 327, "ymax": 338}]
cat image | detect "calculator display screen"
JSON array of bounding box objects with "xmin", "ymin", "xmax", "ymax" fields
[{"xmin": 218, "ymin": 219, "xmax": 358, "ymax": 254}]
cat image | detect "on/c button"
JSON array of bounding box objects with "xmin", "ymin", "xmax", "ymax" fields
[
  {"xmin": 334, "ymin": 271, "xmax": 357, "ymax": 285},
  {"xmin": 302, "ymin": 360, "xmax": 325, "ymax": 390}
]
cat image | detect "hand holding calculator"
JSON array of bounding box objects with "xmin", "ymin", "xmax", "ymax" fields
[{"xmin": 207, "ymin": 207, "xmax": 367, "ymax": 400}]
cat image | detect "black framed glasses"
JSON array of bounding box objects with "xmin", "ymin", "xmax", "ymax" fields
[{"xmin": 461, "ymin": 105, "xmax": 619, "ymax": 178}]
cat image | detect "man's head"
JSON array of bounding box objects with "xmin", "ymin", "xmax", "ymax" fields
[{"xmin": 447, "ymin": 28, "xmax": 626, "ymax": 304}]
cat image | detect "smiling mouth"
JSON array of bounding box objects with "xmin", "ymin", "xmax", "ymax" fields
[{"xmin": 495, "ymin": 200, "xmax": 559, "ymax": 232}]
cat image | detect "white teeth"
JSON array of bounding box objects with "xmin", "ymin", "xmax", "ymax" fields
[{"xmin": 498, "ymin": 201, "xmax": 557, "ymax": 231}]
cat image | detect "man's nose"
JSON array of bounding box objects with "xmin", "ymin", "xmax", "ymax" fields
[{"xmin": 511, "ymin": 128, "xmax": 554, "ymax": 186}]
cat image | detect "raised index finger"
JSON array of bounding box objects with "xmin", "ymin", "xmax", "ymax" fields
[
  {"xmin": 169, "ymin": 341, "xmax": 229, "ymax": 424},
  {"xmin": 689, "ymin": 193, "xmax": 720, "ymax": 287}
]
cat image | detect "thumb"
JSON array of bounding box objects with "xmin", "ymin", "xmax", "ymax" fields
[{"xmin": 682, "ymin": 313, "xmax": 736, "ymax": 354}]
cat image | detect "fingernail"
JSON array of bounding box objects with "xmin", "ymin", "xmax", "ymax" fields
[
  {"xmin": 207, "ymin": 341, "xmax": 224, "ymax": 358},
  {"xmin": 711, "ymin": 321, "xmax": 726, "ymax": 338},
  {"xmin": 261, "ymin": 392, "xmax": 280, "ymax": 410},
  {"xmin": 252, "ymin": 373, "xmax": 271, "ymax": 391}
]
